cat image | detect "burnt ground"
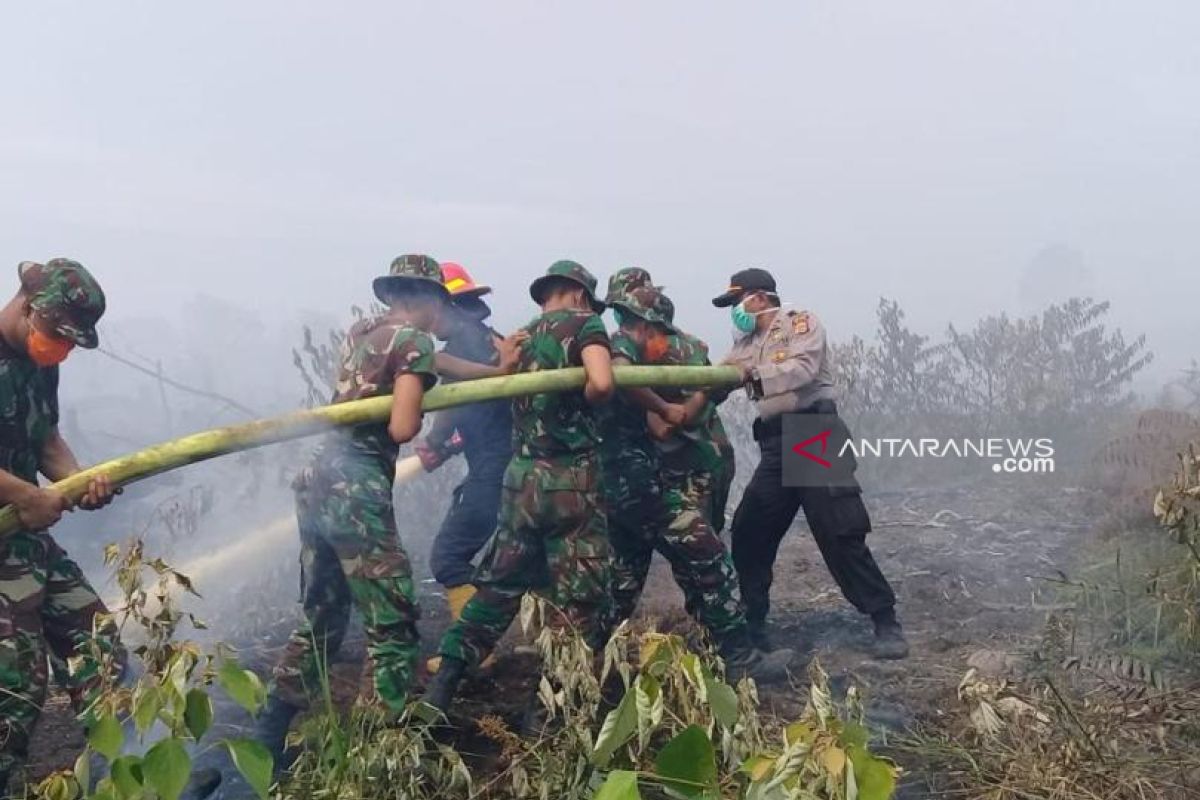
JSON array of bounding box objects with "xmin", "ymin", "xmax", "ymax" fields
[{"xmin": 26, "ymin": 480, "xmax": 1096, "ymax": 795}]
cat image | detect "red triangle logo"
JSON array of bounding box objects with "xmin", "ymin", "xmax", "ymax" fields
[{"xmin": 792, "ymin": 429, "xmax": 834, "ymax": 468}]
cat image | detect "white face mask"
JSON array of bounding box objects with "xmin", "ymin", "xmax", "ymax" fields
[{"xmin": 729, "ymin": 294, "xmax": 783, "ymax": 340}]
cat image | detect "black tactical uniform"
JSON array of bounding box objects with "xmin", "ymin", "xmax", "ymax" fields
[{"xmin": 714, "ymin": 269, "xmax": 907, "ymax": 659}]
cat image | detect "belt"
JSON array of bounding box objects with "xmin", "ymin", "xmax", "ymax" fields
[{"xmin": 752, "ymin": 399, "xmax": 839, "ymax": 442}]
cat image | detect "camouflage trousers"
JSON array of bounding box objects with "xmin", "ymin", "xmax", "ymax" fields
[
  {"xmin": 0, "ymin": 531, "xmax": 122, "ymax": 789},
  {"xmin": 710, "ymin": 445, "xmax": 736, "ymax": 535},
  {"xmin": 272, "ymin": 468, "xmax": 419, "ymax": 713},
  {"xmin": 608, "ymin": 468, "xmax": 747, "ymax": 642},
  {"xmin": 438, "ymin": 455, "xmax": 611, "ymax": 666}
]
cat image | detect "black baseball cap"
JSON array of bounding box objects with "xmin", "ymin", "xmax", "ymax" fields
[{"xmin": 711, "ymin": 268, "xmax": 777, "ymax": 307}]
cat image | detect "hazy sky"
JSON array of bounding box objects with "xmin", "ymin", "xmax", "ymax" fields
[{"xmin": 4, "ymin": 2, "xmax": 1198, "ymax": 388}]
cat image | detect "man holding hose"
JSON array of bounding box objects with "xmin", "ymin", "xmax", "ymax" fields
[
  {"xmin": 416, "ymin": 263, "xmax": 512, "ymax": 675},
  {"xmin": 0, "ymin": 259, "xmax": 121, "ymax": 794}
]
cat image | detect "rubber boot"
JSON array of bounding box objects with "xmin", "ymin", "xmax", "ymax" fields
[
  {"xmin": 253, "ymin": 694, "xmax": 302, "ymax": 779},
  {"xmin": 519, "ymin": 682, "xmax": 563, "ymax": 739},
  {"xmin": 871, "ymin": 609, "xmax": 910, "ymax": 660},
  {"xmin": 719, "ymin": 628, "xmax": 795, "ymax": 684},
  {"xmin": 746, "ymin": 618, "xmax": 773, "ymax": 653},
  {"xmin": 428, "ymin": 586, "xmax": 497, "ymax": 674},
  {"xmin": 421, "ymin": 656, "xmax": 467, "ymax": 715}
]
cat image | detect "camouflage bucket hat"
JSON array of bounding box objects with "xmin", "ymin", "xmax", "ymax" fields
[
  {"xmin": 529, "ymin": 259, "xmax": 606, "ymax": 314},
  {"xmin": 612, "ymin": 286, "xmax": 675, "ymax": 332},
  {"xmin": 18, "ymin": 259, "xmax": 106, "ymax": 349},
  {"xmin": 605, "ymin": 267, "xmax": 654, "ymax": 306},
  {"xmin": 373, "ymin": 254, "xmax": 451, "ymax": 305}
]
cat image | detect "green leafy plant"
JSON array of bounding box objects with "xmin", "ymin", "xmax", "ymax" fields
[
  {"xmin": 271, "ymin": 596, "xmax": 897, "ymax": 800},
  {"xmin": 34, "ymin": 541, "xmax": 274, "ymax": 800}
]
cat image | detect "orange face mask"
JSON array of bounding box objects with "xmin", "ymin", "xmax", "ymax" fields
[
  {"xmin": 644, "ymin": 332, "xmax": 670, "ymax": 363},
  {"xmin": 26, "ymin": 326, "xmax": 74, "ymax": 367}
]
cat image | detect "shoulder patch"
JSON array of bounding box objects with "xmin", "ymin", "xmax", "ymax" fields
[{"xmin": 792, "ymin": 312, "xmax": 810, "ymax": 335}]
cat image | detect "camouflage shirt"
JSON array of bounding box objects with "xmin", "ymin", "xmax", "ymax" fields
[
  {"xmin": 655, "ymin": 331, "xmax": 725, "ymax": 474},
  {"xmin": 315, "ymin": 315, "xmax": 438, "ymax": 477},
  {"xmin": 512, "ymin": 308, "xmax": 610, "ymax": 459},
  {"xmin": 0, "ymin": 350, "xmax": 57, "ymax": 485},
  {"xmin": 598, "ymin": 329, "xmax": 657, "ymax": 469}
]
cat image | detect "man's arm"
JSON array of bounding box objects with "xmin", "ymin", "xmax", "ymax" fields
[
  {"xmin": 646, "ymin": 411, "xmax": 675, "ymax": 441},
  {"xmin": 681, "ymin": 391, "xmax": 711, "ymax": 426},
  {"xmin": 753, "ymin": 314, "xmax": 827, "ymax": 398},
  {"xmin": 40, "ymin": 429, "xmax": 115, "ymax": 511},
  {"xmin": 0, "ymin": 468, "xmax": 68, "ymax": 530},
  {"xmin": 387, "ymin": 373, "xmax": 427, "ymax": 444},
  {"xmin": 435, "ymin": 332, "xmax": 526, "ymax": 379},
  {"xmin": 39, "ymin": 429, "xmax": 83, "ymax": 482},
  {"xmin": 415, "ymin": 409, "xmax": 465, "ymax": 472},
  {"xmin": 611, "ymin": 355, "xmax": 686, "ymax": 425},
  {"xmin": 581, "ymin": 343, "xmax": 614, "ymax": 405}
]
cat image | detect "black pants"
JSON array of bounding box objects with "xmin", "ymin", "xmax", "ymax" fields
[
  {"xmin": 428, "ymin": 460, "xmax": 506, "ymax": 588},
  {"xmin": 730, "ymin": 418, "xmax": 896, "ymax": 626}
]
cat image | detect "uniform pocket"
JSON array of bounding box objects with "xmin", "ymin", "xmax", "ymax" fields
[{"xmin": 827, "ymin": 483, "xmax": 872, "ymax": 536}]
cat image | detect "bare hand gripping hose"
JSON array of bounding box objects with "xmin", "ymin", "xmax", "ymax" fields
[{"xmin": 0, "ymin": 365, "xmax": 742, "ymax": 538}]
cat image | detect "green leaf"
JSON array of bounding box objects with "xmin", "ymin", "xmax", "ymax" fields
[
  {"xmin": 142, "ymin": 739, "xmax": 192, "ymax": 800},
  {"xmin": 594, "ymin": 769, "xmax": 641, "ymax": 800},
  {"xmin": 638, "ymin": 634, "xmax": 682, "ymax": 678},
  {"xmin": 133, "ymin": 685, "xmax": 165, "ymax": 735},
  {"xmin": 223, "ymin": 738, "xmax": 275, "ymax": 800},
  {"xmin": 635, "ymin": 674, "xmax": 663, "ymax": 747},
  {"xmin": 217, "ymin": 659, "xmax": 267, "ymax": 715},
  {"xmin": 108, "ymin": 756, "xmax": 144, "ymax": 800},
  {"xmin": 592, "ymin": 687, "xmax": 638, "ymax": 766},
  {"xmin": 73, "ymin": 749, "xmax": 92, "ymax": 792},
  {"xmin": 184, "ymin": 689, "xmax": 214, "ymax": 741},
  {"xmin": 680, "ymin": 654, "xmax": 706, "ymax": 696},
  {"xmin": 843, "ymin": 722, "xmax": 870, "ymax": 749},
  {"xmin": 654, "ymin": 725, "xmax": 718, "ymax": 798},
  {"xmin": 849, "ymin": 745, "xmax": 897, "ymax": 800},
  {"xmin": 785, "ymin": 722, "xmax": 816, "ymax": 747},
  {"xmin": 702, "ymin": 668, "xmax": 739, "ymax": 729},
  {"xmin": 88, "ymin": 713, "xmax": 124, "ymax": 761},
  {"xmin": 741, "ymin": 755, "xmax": 775, "ymax": 783},
  {"xmin": 40, "ymin": 772, "xmax": 79, "ymax": 800}
]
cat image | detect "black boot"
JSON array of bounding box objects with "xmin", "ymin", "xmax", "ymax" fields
[
  {"xmin": 746, "ymin": 618, "xmax": 773, "ymax": 653},
  {"xmin": 253, "ymin": 695, "xmax": 302, "ymax": 776},
  {"xmin": 421, "ymin": 656, "xmax": 467, "ymax": 714},
  {"xmin": 719, "ymin": 628, "xmax": 795, "ymax": 684},
  {"xmin": 726, "ymin": 646, "xmax": 795, "ymax": 684},
  {"xmin": 871, "ymin": 609, "xmax": 910, "ymax": 660},
  {"xmin": 179, "ymin": 768, "xmax": 224, "ymax": 800}
]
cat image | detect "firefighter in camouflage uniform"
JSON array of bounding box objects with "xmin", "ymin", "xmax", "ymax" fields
[
  {"xmin": 0, "ymin": 260, "xmax": 122, "ymax": 795},
  {"xmin": 253, "ymin": 255, "xmax": 449, "ymax": 770},
  {"xmin": 603, "ymin": 282, "xmax": 793, "ymax": 681},
  {"xmin": 423, "ymin": 260, "xmax": 616, "ymax": 714},
  {"xmin": 651, "ymin": 292, "xmax": 737, "ymax": 534}
]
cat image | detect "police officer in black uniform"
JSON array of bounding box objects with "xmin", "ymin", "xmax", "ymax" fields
[{"xmin": 715, "ymin": 268, "xmax": 908, "ymax": 660}]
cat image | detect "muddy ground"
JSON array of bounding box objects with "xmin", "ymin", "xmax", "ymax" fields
[{"xmin": 26, "ymin": 479, "xmax": 1099, "ymax": 796}]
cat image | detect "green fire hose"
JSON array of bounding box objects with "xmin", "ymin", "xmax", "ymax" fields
[{"xmin": 0, "ymin": 365, "xmax": 741, "ymax": 538}]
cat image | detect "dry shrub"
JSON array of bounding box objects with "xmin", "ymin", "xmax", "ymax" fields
[
  {"xmin": 1088, "ymin": 410, "xmax": 1200, "ymax": 530},
  {"xmin": 904, "ymin": 661, "xmax": 1200, "ymax": 799},
  {"xmin": 900, "ymin": 447, "xmax": 1200, "ymax": 799}
]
